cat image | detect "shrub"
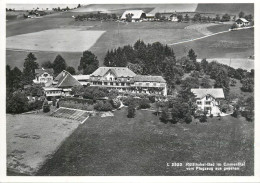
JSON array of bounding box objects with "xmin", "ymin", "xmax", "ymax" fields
[
  {"xmin": 160, "ymin": 107, "xmax": 169, "ymax": 123},
  {"xmin": 94, "ymin": 101, "xmax": 113, "ymax": 111},
  {"xmin": 199, "ymin": 115, "xmax": 207, "ymax": 122},
  {"xmin": 127, "ymin": 101, "xmax": 135, "ymax": 118},
  {"xmin": 184, "ymin": 113, "xmax": 192, "ymax": 124},
  {"xmin": 6, "ymin": 91, "xmax": 29, "ymax": 114},
  {"xmin": 138, "ymin": 99, "xmax": 151, "ymax": 109},
  {"xmin": 220, "ymin": 104, "xmax": 230, "ymax": 113},
  {"xmin": 42, "ymin": 100, "xmax": 50, "ymax": 113},
  {"xmin": 148, "ymin": 95, "xmax": 156, "ymax": 103},
  {"xmin": 111, "ymin": 98, "xmax": 121, "ymax": 109},
  {"xmin": 210, "ymin": 114, "xmax": 213, "ymax": 118},
  {"xmin": 28, "ymin": 100, "xmax": 44, "ymax": 111},
  {"xmin": 231, "ymin": 109, "xmax": 239, "ymax": 118}
]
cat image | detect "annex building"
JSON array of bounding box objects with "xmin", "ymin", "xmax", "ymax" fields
[
  {"xmin": 191, "ymin": 88, "xmax": 225, "ymax": 116},
  {"xmin": 33, "ymin": 68, "xmax": 54, "ymax": 84}
]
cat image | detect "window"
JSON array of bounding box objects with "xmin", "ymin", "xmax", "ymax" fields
[
  {"xmin": 121, "ymin": 83, "xmax": 125, "ymax": 86},
  {"xmin": 153, "ymin": 83, "xmax": 157, "ymax": 86},
  {"xmin": 146, "ymin": 83, "xmax": 149, "ymax": 86},
  {"xmin": 110, "ymin": 77, "xmax": 113, "ymax": 81},
  {"xmin": 205, "ymin": 107, "xmax": 211, "ymax": 111},
  {"xmin": 104, "ymin": 82, "xmax": 107, "ymax": 85},
  {"xmin": 110, "ymin": 82, "xmax": 113, "ymax": 86},
  {"xmin": 116, "ymin": 83, "xmax": 119, "ymax": 86},
  {"xmin": 205, "ymin": 101, "xmax": 211, "ymax": 105},
  {"xmin": 197, "ymin": 101, "xmax": 202, "ymax": 105}
]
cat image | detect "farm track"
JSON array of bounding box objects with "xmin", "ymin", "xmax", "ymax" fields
[{"xmin": 169, "ymin": 26, "xmax": 254, "ymax": 46}]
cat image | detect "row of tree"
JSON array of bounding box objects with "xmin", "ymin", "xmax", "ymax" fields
[{"xmin": 75, "ymin": 12, "xmax": 118, "ymax": 21}]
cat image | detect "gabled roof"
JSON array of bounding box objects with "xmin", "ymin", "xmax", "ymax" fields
[
  {"xmin": 55, "ymin": 70, "xmax": 82, "ymax": 88},
  {"xmin": 35, "ymin": 68, "xmax": 54, "ymax": 76},
  {"xmin": 121, "ymin": 10, "xmax": 146, "ymax": 19},
  {"xmin": 191, "ymin": 88, "xmax": 225, "ymax": 99},
  {"xmin": 91, "ymin": 67, "xmax": 136, "ymax": 78},
  {"xmin": 134, "ymin": 75, "xmax": 166, "ymax": 83},
  {"xmin": 236, "ymin": 18, "xmax": 249, "ymax": 23}
]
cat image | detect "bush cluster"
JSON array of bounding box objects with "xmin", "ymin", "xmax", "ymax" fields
[
  {"xmin": 59, "ymin": 100, "xmax": 94, "ymax": 111},
  {"xmin": 94, "ymin": 101, "xmax": 113, "ymax": 111}
]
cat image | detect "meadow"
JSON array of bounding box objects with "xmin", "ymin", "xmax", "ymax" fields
[
  {"xmin": 7, "ymin": 113, "xmax": 80, "ymax": 175},
  {"xmin": 37, "ymin": 108, "xmax": 254, "ymax": 176}
]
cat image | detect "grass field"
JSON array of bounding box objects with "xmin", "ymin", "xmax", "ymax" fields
[
  {"xmin": 7, "ymin": 29, "xmax": 105, "ymax": 52},
  {"xmin": 37, "ymin": 108, "xmax": 254, "ymax": 176},
  {"xmin": 171, "ymin": 28, "xmax": 254, "ymax": 59},
  {"xmin": 7, "ymin": 113, "xmax": 80, "ymax": 175}
]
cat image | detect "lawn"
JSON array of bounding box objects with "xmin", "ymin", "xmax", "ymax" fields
[
  {"xmin": 37, "ymin": 108, "xmax": 254, "ymax": 176},
  {"xmin": 6, "ymin": 113, "xmax": 80, "ymax": 175}
]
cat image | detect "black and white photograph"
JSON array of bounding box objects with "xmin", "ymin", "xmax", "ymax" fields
[{"xmin": 1, "ymin": 0, "xmax": 259, "ymax": 181}]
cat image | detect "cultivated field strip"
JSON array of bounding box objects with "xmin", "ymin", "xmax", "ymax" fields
[{"xmin": 51, "ymin": 107, "xmax": 90, "ymax": 123}]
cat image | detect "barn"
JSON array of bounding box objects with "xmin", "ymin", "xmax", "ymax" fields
[{"xmin": 121, "ymin": 10, "xmax": 146, "ymax": 22}]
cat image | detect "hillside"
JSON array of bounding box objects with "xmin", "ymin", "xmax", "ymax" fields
[{"xmin": 196, "ymin": 3, "xmax": 254, "ymax": 15}]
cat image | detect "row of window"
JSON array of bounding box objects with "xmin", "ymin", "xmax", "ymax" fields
[
  {"xmin": 46, "ymin": 91, "xmax": 61, "ymax": 94},
  {"xmin": 197, "ymin": 101, "xmax": 211, "ymax": 105},
  {"xmin": 135, "ymin": 82, "xmax": 165, "ymax": 87}
]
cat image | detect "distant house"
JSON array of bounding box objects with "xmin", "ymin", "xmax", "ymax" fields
[
  {"xmin": 145, "ymin": 13, "xmax": 155, "ymax": 21},
  {"xmin": 43, "ymin": 70, "xmax": 82, "ymax": 97},
  {"xmin": 170, "ymin": 13, "xmax": 178, "ymax": 22},
  {"xmin": 235, "ymin": 18, "xmax": 250, "ymax": 27},
  {"xmin": 121, "ymin": 10, "xmax": 146, "ymax": 22},
  {"xmin": 191, "ymin": 88, "xmax": 225, "ymax": 116},
  {"xmin": 33, "ymin": 68, "xmax": 54, "ymax": 85}
]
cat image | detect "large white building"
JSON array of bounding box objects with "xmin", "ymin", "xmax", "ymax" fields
[
  {"xmin": 89, "ymin": 67, "xmax": 167, "ymax": 96},
  {"xmin": 191, "ymin": 88, "xmax": 225, "ymax": 116}
]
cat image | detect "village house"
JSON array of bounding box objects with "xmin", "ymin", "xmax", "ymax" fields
[
  {"xmin": 191, "ymin": 88, "xmax": 225, "ymax": 116},
  {"xmin": 89, "ymin": 67, "xmax": 167, "ymax": 96},
  {"xmin": 235, "ymin": 18, "xmax": 250, "ymax": 27},
  {"xmin": 43, "ymin": 70, "xmax": 81, "ymax": 97},
  {"xmin": 33, "ymin": 68, "xmax": 54, "ymax": 84},
  {"xmin": 121, "ymin": 10, "xmax": 146, "ymax": 22}
]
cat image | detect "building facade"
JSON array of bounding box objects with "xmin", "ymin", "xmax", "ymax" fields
[
  {"xmin": 191, "ymin": 88, "xmax": 225, "ymax": 116},
  {"xmin": 33, "ymin": 68, "xmax": 54, "ymax": 84},
  {"xmin": 235, "ymin": 18, "xmax": 250, "ymax": 27},
  {"xmin": 89, "ymin": 67, "xmax": 167, "ymax": 96}
]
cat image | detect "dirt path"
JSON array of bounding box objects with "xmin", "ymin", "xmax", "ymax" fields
[{"xmin": 168, "ymin": 30, "xmax": 230, "ymax": 46}]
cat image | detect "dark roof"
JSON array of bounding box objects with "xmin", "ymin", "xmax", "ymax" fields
[
  {"xmin": 133, "ymin": 75, "xmax": 166, "ymax": 83},
  {"xmin": 56, "ymin": 70, "xmax": 82, "ymax": 88},
  {"xmin": 191, "ymin": 88, "xmax": 225, "ymax": 99},
  {"xmin": 35, "ymin": 68, "xmax": 54, "ymax": 76}
]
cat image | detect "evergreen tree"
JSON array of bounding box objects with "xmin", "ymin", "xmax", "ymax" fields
[
  {"xmin": 239, "ymin": 11, "xmax": 245, "ymax": 18},
  {"xmin": 127, "ymin": 101, "xmax": 135, "ymax": 118},
  {"xmin": 66, "ymin": 66, "xmax": 76, "ymax": 75},
  {"xmin": 53, "ymin": 55, "xmax": 67, "ymax": 75},
  {"xmin": 214, "ymin": 68, "xmax": 230, "ymax": 94},
  {"xmin": 78, "ymin": 51, "xmax": 99, "ymax": 74},
  {"xmin": 188, "ymin": 49, "xmax": 197, "ymax": 62},
  {"xmin": 23, "ymin": 53, "xmax": 39, "ymax": 85},
  {"xmin": 11, "ymin": 67, "xmax": 23, "ymax": 90},
  {"xmin": 184, "ymin": 14, "xmax": 190, "ymax": 22}
]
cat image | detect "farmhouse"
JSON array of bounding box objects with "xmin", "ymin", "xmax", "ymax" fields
[
  {"xmin": 89, "ymin": 67, "xmax": 167, "ymax": 96},
  {"xmin": 235, "ymin": 18, "xmax": 250, "ymax": 27},
  {"xmin": 33, "ymin": 68, "xmax": 54, "ymax": 84},
  {"xmin": 43, "ymin": 70, "xmax": 81, "ymax": 97},
  {"xmin": 191, "ymin": 88, "xmax": 225, "ymax": 116},
  {"xmin": 121, "ymin": 10, "xmax": 146, "ymax": 22}
]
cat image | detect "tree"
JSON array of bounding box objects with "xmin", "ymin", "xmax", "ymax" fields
[
  {"xmin": 200, "ymin": 58, "xmax": 208, "ymax": 72},
  {"xmin": 77, "ymin": 4, "xmax": 81, "ymax": 8},
  {"xmin": 215, "ymin": 14, "xmax": 220, "ymax": 21},
  {"xmin": 155, "ymin": 13, "xmax": 161, "ymax": 20},
  {"xmin": 66, "ymin": 66, "xmax": 76, "ymax": 75},
  {"xmin": 126, "ymin": 13, "xmax": 133, "ymax": 22},
  {"xmin": 214, "ymin": 68, "xmax": 230, "ymax": 94},
  {"xmin": 78, "ymin": 51, "xmax": 99, "ymax": 74},
  {"xmin": 177, "ymin": 14, "xmax": 183, "ymax": 22},
  {"xmin": 42, "ymin": 99, "xmax": 50, "ymax": 113},
  {"xmin": 11, "ymin": 67, "xmax": 23, "ymax": 90},
  {"xmin": 201, "ymin": 75, "xmax": 211, "ymax": 88},
  {"xmin": 244, "ymin": 14, "xmax": 253, "ymax": 22},
  {"xmin": 239, "ymin": 11, "xmax": 245, "ymax": 18},
  {"xmin": 231, "ymin": 23, "xmax": 238, "ymax": 29},
  {"xmin": 188, "ymin": 49, "xmax": 197, "ymax": 62},
  {"xmin": 193, "ymin": 13, "xmax": 201, "ymax": 22},
  {"xmin": 6, "ymin": 91, "xmax": 29, "ymax": 114},
  {"xmin": 23, "ymin": 53, "xmax": 39, "ymax": 85},
  {"xmin": 184, "ymin": 14, "xmax": 190, "ymax": 22},
  {"xmin": 127, "ymin": 101, "xmax": 135, "ymax": 118},
  {"xmin": 41, "ymin": 61, "xmax": 53, "ymax": 68},
  {"xmin": 181, "ymin": 77, "xmax": 200, "ymax": 90},
  {"xmin": 241, "ymin": 77, "xmax": 254, "ymax": 92},
  {"xmin": 221, "ymin": 14, "xmax": 230, "ymax": 22},
  {"xmin": 160, "ymin": 106, "xmax": 169, "ymax": 123},
  {"xmin": 53, "ymin": 55, "xmax": 67, "ymax": 75}
]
